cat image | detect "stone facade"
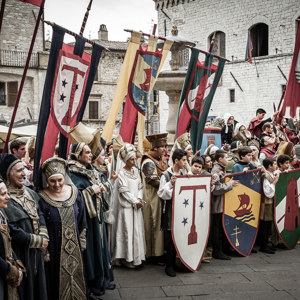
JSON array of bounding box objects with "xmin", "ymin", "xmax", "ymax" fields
[
  {"xmin": 0, "ymin": 0, "xmax": 46, "ymax": 124},
  {"xmin": 153, "ymin": 0, "xmax": 300, "ymax": 132}
]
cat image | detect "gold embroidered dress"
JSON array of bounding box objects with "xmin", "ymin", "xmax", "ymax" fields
[{"xmin": 39, "ymin": 185, "xmax": 87, "ymax": 300}]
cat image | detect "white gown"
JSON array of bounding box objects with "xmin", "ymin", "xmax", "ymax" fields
[{"xmin": 113, "ymin": 167, "xmax": 146, "ymax": 265}]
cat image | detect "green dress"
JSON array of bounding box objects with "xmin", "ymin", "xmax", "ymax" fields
[{"xmin": 68, "ymin": 160, "xmax": 111, "ymax": 294}]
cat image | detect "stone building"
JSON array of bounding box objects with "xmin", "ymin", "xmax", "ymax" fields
[
  {"xmin": 153, "ymin": 0, "xmax": 300, "ymax": 132},
  {"xmin": 0, "ymin": 0, "xmax": 159, "ymax": 140},
  {"xmin": 0, "ymin": 0, "xmax": 47, "ymax": 124}
]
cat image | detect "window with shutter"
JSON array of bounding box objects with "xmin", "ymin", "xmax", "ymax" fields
[
  {"xmin": 89, "ymin": 101, "xmax": 99, "ymax": 119},
  {"xmin": 7, "ymin": 81, "xmax": 18, "ymax": 107}
]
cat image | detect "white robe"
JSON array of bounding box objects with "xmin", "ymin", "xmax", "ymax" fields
[{"xmin": 113, "ymin": 167, "xmax": 146, "ymax": 265}]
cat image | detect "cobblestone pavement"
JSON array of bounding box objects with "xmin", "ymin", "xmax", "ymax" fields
[{"xmin": 102, "ymin": 246, "xmax": 300, "ymax": 300}]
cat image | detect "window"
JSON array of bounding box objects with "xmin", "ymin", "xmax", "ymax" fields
[
  {"xmin": 250, "ymin": 23, "xmax": 268, "ymax": 57},
  {"xmin": 229, "ymin": 89, "xmax": 235, "ymax": 103},
  {"xmin": 0, "ymin": 81, "xmax": 18, "ymax": 106},
  {"xmin": 7, "ymin": 82, "xmax": 18, "ymax": 107},
  {"xmin": 0, "ymin": 82, "xmax": 5, "ymax": 105},
  {"xmin": 179, "ymin": 48, "xmax": 190, "ymax": 68},
  {"xmin": 89, "ymin": 101, "xmax": 98, "ymax": 119},
  {"xmin": 209, "ymin": 31, "xmax": 226, "ymax": 58}
]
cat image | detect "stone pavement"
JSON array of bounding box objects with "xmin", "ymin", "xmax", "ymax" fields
[{"xmin": 103, "ymin": 246, "xmax": 300, "ymax": 300}]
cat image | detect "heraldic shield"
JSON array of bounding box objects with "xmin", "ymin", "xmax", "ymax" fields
[
  {"xmin": 128, "ymin": 50, "xmax": 162, "ymax": 115},
  {"xmin": 275, "ymin": 169, "xmax": 300, "ymax": 249},
  {"xmin": 172, "ymin": 175, "xmax": 211, "ymax": 271},
  {"xmin": 223, "ymin": 169, "xmax": 261, "ymax": 256}
]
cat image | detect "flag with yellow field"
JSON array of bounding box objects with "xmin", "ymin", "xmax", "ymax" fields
[{"xmin": 223, "ymin": 169, "xmax": 261, "ymax": 257}]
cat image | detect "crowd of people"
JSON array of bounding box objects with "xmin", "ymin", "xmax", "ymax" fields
[{"xmin": 0, "ymin": 107, "xmax": 299, "ymax": 299}]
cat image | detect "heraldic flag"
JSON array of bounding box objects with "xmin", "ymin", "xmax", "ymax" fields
[
  {"xmin": 274, "ymin": 169, "xmax": 300, "ymax": 249},
  {"xmin": 102, "ymin": 31, "xmax": 172, "ymax": 149},
  {"xmin": 19, "ymin": 0, "xmax": 43, "ymax": 6},
  {"xmin": 175, "ymin": 48, "xmax": 226, "ymax": 153},
  {"xmin": 34, "ymin": 24, "xmax": 103, "ymax": 181},
  {"xmin": 223, "ymin": 169, "xmax": 261, "ymax": 256},
  {"xmin": 279, "ymin": 21, "xmax": 300, "ymax": 119}
]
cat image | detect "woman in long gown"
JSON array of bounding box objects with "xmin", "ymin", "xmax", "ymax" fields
[
  {"xmin": 38, "ymin": 157, "xmax": 87, "ymax": 300},
  {"xmin": 113, "ymin": 144, "xmax": 146, "ymax": 269},
  {"xmin": 0, "ymin": 180, "xmax": 23, "ymax": 300}
]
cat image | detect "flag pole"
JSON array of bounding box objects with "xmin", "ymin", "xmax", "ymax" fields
[
  {"xmin": 79, "ymin": 0, "xmax": 93, "ymax": 36},
  {"xmin": 44, "ymin": 20, "xmax": 109, "ymax": 50},
  {"xmin": 2, "ymin": 0, "xmax": 45, "ymax": 154},
  {"xmin": 0, "ymin": 0, "xmax": 6, "ymax": 35}
]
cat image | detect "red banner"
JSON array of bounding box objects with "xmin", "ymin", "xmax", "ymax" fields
[
  {"xmin": 279, "ymin": 22, "xmax": 300, "ymax": 119},
  {"xmin": 19, "ymin": 0, "xmax": 43, "ymax": 6}
]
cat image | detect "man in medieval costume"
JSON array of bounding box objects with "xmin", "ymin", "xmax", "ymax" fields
[
  {"xmin": 0, "ymin": 154, "xmax": 48, "ymax": 300},
  {"xmin": 141, "ymin": 133, "xmax": 168, "ymax": 262}
]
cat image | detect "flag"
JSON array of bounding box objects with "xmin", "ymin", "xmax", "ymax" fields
[
  {"xmin": 102, "ymin": 31, "xmax": 172, "ymax": 150},
  {"xmin": 175, "ymin": 47, "xmax": 226, "ymax": 153},
  {"xmin": 34, "ymin": 24, "xmax": 103, "ymax": 182},
  {"xmin": 19, "ymin": 0, "xmax": 43, "ymax": 6},
  {"xmin": 279, "ymin": 22, "xmax": 300, "ymax": 119},
  {"xmin": 245, "ymin": 32, "xmax": 253, "ymax": 63}
]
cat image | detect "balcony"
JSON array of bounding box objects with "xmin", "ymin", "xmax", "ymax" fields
[{"xmin": 0, "ymin": 49, "xmax": 38, "ymax": 68}]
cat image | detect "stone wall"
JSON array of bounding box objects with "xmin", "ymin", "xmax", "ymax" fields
[
  {"xmin": 0, "ymin": 0, "xmax": 44, "ymax": 52},
  {"xmin": 154, "ymin": 0, "xmax": 300, "ymax": 131}
]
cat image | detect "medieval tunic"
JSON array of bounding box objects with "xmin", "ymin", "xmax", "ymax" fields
[
  {"xmin": 68, "ymin": 160, "xmax": 111, "ymax": 292},
  {"xmin": 114, "ymin": 167, "xmax": 146, "ymax": 266},
  {"xmin": 38, "ymin": 184, "xmax": 87, "ymax": 300},
  {"xmin": 141, "ymin": 152, "xmax": 168, "ymax": 257},
  {"xmin": 5, "ymin": 187, "xmax": 48, "ymax": 300},
  {"xmin": 260, "ymin": 171, "xmax": 276, "ymax": 221},
  {"xmin": 0, "ymin": 210, "xmax": 19, "ymax": 300}
]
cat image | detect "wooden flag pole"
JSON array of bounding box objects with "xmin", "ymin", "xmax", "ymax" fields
[
  {"xmin": 2, "ymin": 0, "xmax": 45, "ymax": 154},
  {"xmin": 79, "ymin": 0, "xmax": 93, "ymax": 36},
  {"xmin": 0, "ymin": 0, "xmax": 6, "ymax": 35},
  {"xmin": 44, "ymin": 20, "xmax": 109, "ymax": 50}
]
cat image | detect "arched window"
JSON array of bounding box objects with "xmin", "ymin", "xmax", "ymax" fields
[
  {"xmin": 208, "ymin": 31, "xmax": 226, "ymax": 58},
  {"xmin": 250, "ymin": 23, "xmax": 268, "ymax": 57}
]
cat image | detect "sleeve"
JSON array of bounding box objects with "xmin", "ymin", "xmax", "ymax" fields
[
  {"xmin": 157, "ymin": 174, "xmax": 173, "ymax": 200},
  {"xmin": 37, "ymin": 204, "xmax": 49, "ymax": 240},
  {"xmin": 117, "ymin": 172, "xmax": 139, "ymax": 205},
  {"xmin": 138, "ymin": 178, "xmax": 143, "ymax": 200},
  {"xmin": 231, "ymin": 164, "xmax": 238, "ymax": 174},
  {"xmin": 0, "ymin": 257, "xmax": 11, "ymax": 279},
  {"xmin": 212, "ymin": 174, "xmax": 233, "ymax": 196},
  {"xmin": 8, "ymin": 223, "xmax": 31, "ymax": 248},
  {"xmin": 263, "ymin": 178, "xmax": 275, "ymax": 198},
  {"xmin": 141, "ymin": 160, "xmax": 160, "ymax": 187},
  {"xmin": 76, "ymin": 190, "xmax": 87, "ymax": 250},
  {"xmin": 259, "ymin": 152, "xmax": 267, "ymax": 161}
]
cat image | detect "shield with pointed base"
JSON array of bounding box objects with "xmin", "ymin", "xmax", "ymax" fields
[
  {"xmin": 128, "ymin": 49, "xmax": 162, "ymax": 115},
  {"xmin": 172, "ymin": 175, "xmax": 211, "ymax": 272},
  {"xmin": 274, "ymin": 169, "xmax": 300, "ymax": 249},
  {"xmin": 223, "ymin": 169, "xmax": 261, "ymax": 257},
  {"xmin": 51, "ymin": 48, "xmax": 90, "ymax": 136}
]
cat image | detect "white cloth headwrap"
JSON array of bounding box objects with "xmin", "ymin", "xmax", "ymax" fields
[{"xmin": 119, "ymin": 144, "xmax": 136, "ymax": 163}]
